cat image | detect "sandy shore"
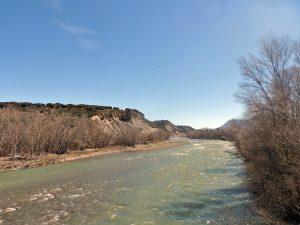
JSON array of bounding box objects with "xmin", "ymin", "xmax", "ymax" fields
[{"xmin": 0, "ymin": 141, "xmax": 187, "ymax": 172}]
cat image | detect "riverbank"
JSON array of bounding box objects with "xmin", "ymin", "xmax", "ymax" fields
[{"xmin": 0, "ymin": 141, "xmax": 186, "ymax": 172}]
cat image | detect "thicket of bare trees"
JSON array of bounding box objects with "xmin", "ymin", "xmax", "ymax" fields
[
  {"xmin": 0, "ymin": 108, "xmax": 169, "ymax": 158},
  {"xmin": 234, "ymin": 35, "xmax": 300, "ymax": 224},
  {"xmin": 187, "ymin": 128, "xmax": 227, "ymax": 140}
]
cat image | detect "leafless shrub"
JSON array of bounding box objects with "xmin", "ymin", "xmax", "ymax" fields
[
  {"xmin": 187, "ymin": 128, "xmax": 227, "ymax": 140},
  {"xmin": 145, "ymin": 130, "xmax": 170, "ymax": 142},
  {"xmin": 234, "ymin": 35, "xmax": 300, "ymax": 224},
  {"xmin": 0, "ymin": 107, "xmax": 170, "ymax": 158},
  {"xmin": 112, "ymin": 128, "xmax": 140, "ymax": 147}
]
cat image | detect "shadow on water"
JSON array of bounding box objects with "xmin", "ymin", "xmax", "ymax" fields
[
  {"xmin": 205, "ymin": 159, "xmax": 247, "ymax": 179},
  {"xmin": 205, "ymin": 167, "xmax": 246, "ymax": 178},
  {"xmin": 161, "ymin": 186, "xmax": 264, "ymax": 225}
]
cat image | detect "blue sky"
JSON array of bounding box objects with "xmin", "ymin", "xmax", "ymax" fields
[{"xmin": 1, "ymin": 0, "xmax": 300, "ymax": 128}]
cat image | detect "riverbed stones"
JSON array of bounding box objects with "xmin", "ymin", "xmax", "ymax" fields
[{"xmin": 3, "ymin": 207, "xmax": 19, "ymax": 213}]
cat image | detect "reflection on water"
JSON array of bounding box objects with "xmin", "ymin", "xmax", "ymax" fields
[{"xmin": 0, "ymin": 139, "xmax": 264, "ymax": 225}]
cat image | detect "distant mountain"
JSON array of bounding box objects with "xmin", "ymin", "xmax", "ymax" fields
[
  {"xmin": 219, "ymin": 119, "xmax": 247, "ymax": 129},
  {"xmin": 185, "ymin": 119, "xmax": 248, "ymax": 141},
  {"xmin": 151, "ymin": 120, "xmax": 195, "ymax": 137}
]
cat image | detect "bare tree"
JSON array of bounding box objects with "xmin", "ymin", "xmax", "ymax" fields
[{"xmin": 234, "ymin": 35, "xmax": 300, "ymax": 224}]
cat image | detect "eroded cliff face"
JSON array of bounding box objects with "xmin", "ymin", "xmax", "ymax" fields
[
  {"xmin": 91, "ymin": 109, "xmax": 196, "ymax": 138},
  {"xmin": 91, "ymin": 109, "xmax": 159, "ymax": 136}
]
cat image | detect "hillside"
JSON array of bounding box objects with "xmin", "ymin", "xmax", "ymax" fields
[
  {"xmin": 0, "ymin": 102, "xmax": 183, "ymax": 157},
  {"xmin": 0, "ymin": 102, "xmax": 188, "ymax": 141},
  {"xmin": 151, "ymin": 120, "xmax": 194, "ymax": 137}
]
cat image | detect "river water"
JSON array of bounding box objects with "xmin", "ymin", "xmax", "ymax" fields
[{"xmin": 0, "ymin": 139, "xmax": 264, "ymax": 225}]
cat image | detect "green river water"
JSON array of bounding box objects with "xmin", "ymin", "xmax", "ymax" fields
[{"xmin": 0, "ymin": 139, "xmax": 264, "ymax": 225}]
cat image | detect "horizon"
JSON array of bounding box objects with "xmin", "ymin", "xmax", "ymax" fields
[{"xmin": 2, "ymin": 0, "xmax": 300, "ymax": 128}]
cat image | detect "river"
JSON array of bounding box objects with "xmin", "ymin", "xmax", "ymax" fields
[{"xmin": 0, "ymin": 139, "xmax": 264, "ymax": 225}]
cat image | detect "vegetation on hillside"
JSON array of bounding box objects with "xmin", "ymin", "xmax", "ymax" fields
[
  {"xmin": 232, "ymin": 35, "xmax": 300, "ymax": 224},
  {"xmin": 0, "ymin": 107, "xmax": 169, "ymax": 158},
  {"xmin": 0, "ymin": 102, "xmax": 143, "ymax": 120},
  {"xmin": 151, "ymin": 120, "xmax": 194, "ymax": 136}
]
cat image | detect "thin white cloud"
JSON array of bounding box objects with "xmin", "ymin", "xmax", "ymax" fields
[
  {"xmin": 43, "ymin": 1, "xmax": 102, "ymax": 52},
  {"xmin": 77, "ymin": 38, "xmax": 102, "ymax": 51},
  {"xmin": 56, "ymin": 21, "xmax": 101, "ymax": 51},
  {"xmin": 57, "ymin": 22, "xmax": 97, "ymax": 36},
  {"xmin": 42, "ymin": 0, "xmax": 63, "ymax": 13}
]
